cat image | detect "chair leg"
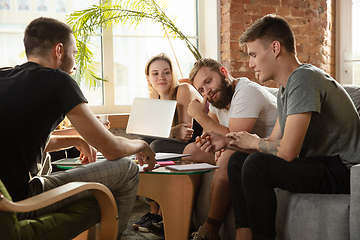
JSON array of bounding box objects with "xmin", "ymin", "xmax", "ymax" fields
[
  {"xmin": 71, "ymin": 225, "xmax": 97, "ymax": 240},
  {"xmin": 87, "ymin": 225, "xmax": 98, "ymax": 240}
]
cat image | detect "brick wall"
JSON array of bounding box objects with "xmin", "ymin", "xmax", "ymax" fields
[{"xmin": 220, "ymin": 0, "xmax": 336, "ymax": 87}]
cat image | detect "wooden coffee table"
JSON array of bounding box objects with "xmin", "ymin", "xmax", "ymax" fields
[{"xmin": 137, "ymin": 167, "xmax": 210, "ymax": 240}]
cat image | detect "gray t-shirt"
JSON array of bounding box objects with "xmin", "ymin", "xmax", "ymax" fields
[
  {"xmin": 278, "ymin": 64, "xmax": 360, "ymax": 166},
  {"xmin": 209, "ymin": 77, "xmax": 278, "ymax": 138}
]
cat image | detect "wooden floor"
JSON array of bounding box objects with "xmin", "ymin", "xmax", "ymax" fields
[{"xmin": 73, "ymin": 197, "xmax": 164, "ymax": 240}]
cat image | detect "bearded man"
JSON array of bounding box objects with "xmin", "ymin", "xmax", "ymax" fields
[{"xmin": 183, "ymin": 58, "xmax": 278, "ymax": 240}]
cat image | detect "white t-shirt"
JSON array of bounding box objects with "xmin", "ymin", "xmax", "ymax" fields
[{"xmin": 209, "ymin": 78, "xmax": 277, "ymax": 138}]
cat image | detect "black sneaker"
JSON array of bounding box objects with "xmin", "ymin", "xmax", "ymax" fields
[
  {"xmin": 132, "ymin": 212, "xmax": 156, "ymax": 229},
  {"xmin": 139, "ymin": 214, "xmax": 162, "ymax": 232},
  {"xmin": 147, "ymin": 220, "xmax": 165, "ymax": 237}
]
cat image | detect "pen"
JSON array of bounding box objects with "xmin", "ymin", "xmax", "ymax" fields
[{"xmin": 196, "ymin": 136, "xmax": 205, "ymax": 143}]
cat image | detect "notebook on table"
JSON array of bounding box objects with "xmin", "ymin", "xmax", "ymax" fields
[
  {"xmin": 165, "ymin": 163, "xmax": 219, "ymax": 172},
  {"xmin": 126, "ymin": 97, "xmax": 182, "ymax": 142},
  {"xmin": 51, "ymin": 152, "xmax": 190, "ymax": 167}
]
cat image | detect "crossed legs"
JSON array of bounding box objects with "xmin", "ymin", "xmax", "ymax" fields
[{"xmin": 21, "ymin": 158, "xmax": 139, "ymax": 236}]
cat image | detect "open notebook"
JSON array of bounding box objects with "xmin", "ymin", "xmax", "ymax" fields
[{"xmin": 126, "ymin": 97, "xmax": 182, "ymax": 142}]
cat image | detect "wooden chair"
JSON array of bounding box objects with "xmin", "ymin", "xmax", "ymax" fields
[{"xmin": 0, "ymin": 180, "xmax": 118, "ymax": 240}]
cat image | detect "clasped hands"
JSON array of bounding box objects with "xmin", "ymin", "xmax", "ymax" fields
[{"xmin": 195, "ymin": 131, "xmax": 260, "ymax": 154}]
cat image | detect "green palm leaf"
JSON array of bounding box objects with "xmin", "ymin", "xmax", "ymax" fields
[{"xmin": 67, "ymin": 0, "xmax": 201, "ymax": 88}]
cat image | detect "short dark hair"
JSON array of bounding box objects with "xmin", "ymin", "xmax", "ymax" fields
[
  {"xmin": 239, "ymin": 14, "xmax": 296, "ymax": 54},
  {"xmin": 24, "ymin": 17, "xmax": 73, "ymax": 58},
  {"xmin": 189, "ymin": 58, "xmax": 223, "ymax": 85}
]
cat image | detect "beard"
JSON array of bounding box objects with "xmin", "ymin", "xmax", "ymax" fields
[
  {"xmin": 208, "ymin": 75, "xmax": 234, "ymax": 109},
  {"xmin": 58, "ymin": 50, "xmax": 74, "ymax": 74}
]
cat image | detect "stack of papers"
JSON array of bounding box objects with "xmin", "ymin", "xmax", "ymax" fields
[{"xmin": 165, "ymin": 163, "xmax": 219, "ymax": 172}]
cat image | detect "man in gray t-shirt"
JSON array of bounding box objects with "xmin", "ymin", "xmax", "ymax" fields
[
  {"xmin": 197, "ymin": 15, "xmax": 360, "ymax": 240},
  {"xmin": 278, "ymin": 63, "xmax": 360, "ymax": 167}
]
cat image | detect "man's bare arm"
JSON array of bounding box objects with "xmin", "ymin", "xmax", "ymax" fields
[
  {"xmin": 66, "ymin": 103, "xmax": 156, "ymax": 170},
  {"xmin": 258, "ymin": 139, "xmax": 281, "ymax": 156},
  {"xmin": 258, "ymin": 112, "xmax": 312, "ymax": 161}
]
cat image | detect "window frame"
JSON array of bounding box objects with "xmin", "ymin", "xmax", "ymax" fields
[
  {"xmin": 89, "ymin": 0, "xmax": 220, "ymax": 114},
  {"xmin": 336, "ymin": 0, "xmax": 354, "ymax": 84}
]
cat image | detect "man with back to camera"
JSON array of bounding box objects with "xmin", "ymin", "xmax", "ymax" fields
[
  {"xmin": 173, "ymin": 57, "xmax": 278, "ymax": 240},
  {"xmin": 196, "ymin": 14, "xmax": 360, "ymax": 240},
  {"xmin": 0, "ymin": 17, "xmax": 156, "ymax": 239}
]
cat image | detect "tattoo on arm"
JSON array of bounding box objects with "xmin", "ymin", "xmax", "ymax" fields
[{"xmin": 258, "ymin": 139, "xmax": 281, "ymax": 156}]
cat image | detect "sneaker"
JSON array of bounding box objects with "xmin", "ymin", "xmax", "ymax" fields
[
  {"xmin": 132, "ymin": 212, "xmax": 156, "ymax": 229},
  {"xmin": 138, "ymin": 214, "xmax": 162, "ymax": 232},
  {"xmin": 191, "ymin": 226, "xmax": 212, "ymax": 240},
  {"xmin": 147, "ymin": 220, "xmax": 164, "ymax": 237}
]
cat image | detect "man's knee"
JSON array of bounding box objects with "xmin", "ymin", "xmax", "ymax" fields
[
  {"xmin": 149, "ymin": 140, "xmax": 163, "ymax": 152},
  {"xmin": 182, "ymin": 143, "xmax": 215, "ymax": 164},
  {"xmin": 104, "ymin": 157, "xmax": 140, "ymax": 187},
  {"xmin": 182, "ymin": 142, "xmax": 196, "ymax": 155},
  {"xmin": 243, "ymin": 152, "xmax": 269, "ymax": 170},
  {"xmin": 228, "ymin": 152, "xmax": 249, "ymax": 171},
  {"xmin": 241, "ymin": 152, "xmax": 272, "ymax": 183},
  {"xmin": 123, "ymin": 158, "xmax": 140, "ymax": 183}
]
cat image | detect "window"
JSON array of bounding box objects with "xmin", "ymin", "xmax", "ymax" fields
[
  {"xmin": 0, "ymin": 0, "xmax": 100, "ymax": 73},
  {"xmin": 337, "ymin": 0, "xmax": 360, "ymax": 84},
  {"xmin": 0, "ymin": 0, "xmax": 220, "ymax": 114}
]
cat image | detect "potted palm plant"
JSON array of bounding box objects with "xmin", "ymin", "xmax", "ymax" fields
[{"xmin": 67, "ymin": 0, "xmax": 202, "ymax": 87}]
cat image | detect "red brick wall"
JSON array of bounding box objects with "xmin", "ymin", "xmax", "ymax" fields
[{"xmin": 220, "ymin": 0, "xmax": 336, "ymax": 86}]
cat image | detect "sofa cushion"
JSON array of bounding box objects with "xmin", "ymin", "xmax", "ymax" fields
[
  {"xmin": 275, "ymin": 189, "xmax": 350, "ymax": 240},
  {"xmin": 0, "ymin": 178, "xmax": 101, "ymax": 240},
  {"xmin": 19, "ymin": 197, "xmax": 101, "ymax": 240},
  {"xmin": 0, "ymin": 180, "xmax": 21, "ymax": 239}
]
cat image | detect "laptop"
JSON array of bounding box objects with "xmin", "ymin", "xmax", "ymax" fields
[{"xmin": 126, "ymin": 97, "xmax": 182, "ymax": 142}]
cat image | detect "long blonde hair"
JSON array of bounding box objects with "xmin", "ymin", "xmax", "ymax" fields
[{"xmin": 145, "ymin": 53, "xmax": 179, "ymax": 100}]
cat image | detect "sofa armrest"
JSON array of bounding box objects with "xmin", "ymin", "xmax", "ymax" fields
[{"xmin": 350, "ymin": 164, "xmax": 360, "ymax": 239}]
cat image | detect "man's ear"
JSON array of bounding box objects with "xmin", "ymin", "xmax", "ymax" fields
[
  {"xmin": 54, "ymin": 43, "xmax": 64, "ymax": 60},
  {"xmin": 272, "ymin": 41, "xmax": 281, "ymax": 56},
  {"xmin": 220, "ymin": 66, "xmax": 229, "ymax": 78}
]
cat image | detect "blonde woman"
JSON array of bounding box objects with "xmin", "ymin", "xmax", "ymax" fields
[
  {"xmin": 146, "ymin": 53, "xmax": 203, "ymax": 146},
  {"xmin": 132, "ymin": 53, "xmax": 203, "ymax": 236}
]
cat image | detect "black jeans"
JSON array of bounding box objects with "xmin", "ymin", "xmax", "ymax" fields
[{"xmin": 227, "ymin": 152, "xmax": 350, "ymax": 240}]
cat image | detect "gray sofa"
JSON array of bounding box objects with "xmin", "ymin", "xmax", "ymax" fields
[{"xmin": 192, "ymin": 84, "xmax": 360, "ymax": 240}]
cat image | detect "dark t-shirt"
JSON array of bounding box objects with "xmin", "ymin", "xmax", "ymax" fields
[{"xmin": 0, "ymin": 62, "xmax": 87, "ymax": 201}]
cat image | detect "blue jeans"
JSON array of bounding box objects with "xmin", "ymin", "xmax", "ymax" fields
[{"xmin": 228, "ymin": 152, "xmax": 350, "ymax": 240}]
